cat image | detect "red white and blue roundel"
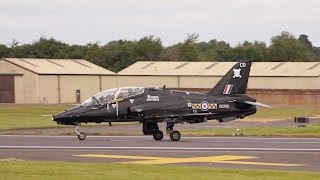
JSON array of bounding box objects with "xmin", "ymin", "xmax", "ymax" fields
[
  {"xmin": 223, "ymin": 84, "xmax": 233, "ymax": 95},
  {"xmin": 200, "ymin": 101, "xmax": 209, "ymax": 111}
]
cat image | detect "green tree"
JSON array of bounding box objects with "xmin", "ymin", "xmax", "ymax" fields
[
  {"xmin": 268, "ymin": 32, "xmax": 308, "ymax": 61},
  {"xmin": 64, "ymin": 45, "xmax": 87, "ymax": 59},
  {"xmin": 8, "ymin": 39, "xmax": 19, "ymax": 48},
  {"xmin": 177, "ymin": 33, "xmax": 200, "ymax": 61},
  {"xmin": 9, "ymin": 44, "xmax": 32, "ymax": 58},
  {"xmin": 314, "ymin": 48, "xmax": 320, "ymax": 61},
  {"xmin": 197, "ymin": 39, "xmax": 231, "ymax": 61},
  {"xmin": 225, "ymin": 41, "xmax": 268, "ymax": 61},
  {"xmin": 298, "ymin": 34, "xmax": 313, "ymax": 50},
  {"xmin": 298, "ymin": 34, "xmax": 320, "ymax": 60},
  {"xmin": 3, "ymin": 32, "xmax": 320, "ymax": 70},
  {"xmin": 83, "ymin": 43, "xmax": 104, "ymax": 66},
  {"xmin": 101, "ymin": 40, "xmax": 138, "ymax": 72},
  {"xmin": 159, "ymin": 45, "xmax": 180, "ymax": 61},
  {"xmin": 29, "ymin": 37, "xmax": 69, "ymax": 58},
  {"xmin": 135, "ymin": 35, "xmax": 163, "ymax": 61},
  {"xmin": 0, "ymin": 44, "xmax": 9, "ymax": 58}
]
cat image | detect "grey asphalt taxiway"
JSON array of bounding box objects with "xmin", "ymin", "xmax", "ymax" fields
[{"xmin": 1, "ymin": 135, "xmax": 320, "ymax": 171}]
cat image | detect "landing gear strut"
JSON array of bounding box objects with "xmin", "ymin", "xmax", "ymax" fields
[
  {"xmin": 143, "ymin": 122, "xmax": 164, "ymax": 141},
  {"xmin": 75, "ymin": 123, "xmax": 86, "ymax": 140},
  {"xmin": 166, "ymin": 122, "xmax": 181, "ymax": 141},
  {"xmin": 142, "ymin": 122, "xmax": 181, "ymax": 141}
]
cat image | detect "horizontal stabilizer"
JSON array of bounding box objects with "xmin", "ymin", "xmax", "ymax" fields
[{"xmin": 244, "ymin": 101, "xmax": 273, "ymax": 108}]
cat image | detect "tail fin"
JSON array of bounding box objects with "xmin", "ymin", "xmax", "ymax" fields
[{"xmin": 208, "ymin": 61, "xmax": 252, "ymax": 96}]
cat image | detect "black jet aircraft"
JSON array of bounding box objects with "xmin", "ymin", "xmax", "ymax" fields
[{"xmin": 53, "ymin": 61, "xmax": 271, "ymax": 141}]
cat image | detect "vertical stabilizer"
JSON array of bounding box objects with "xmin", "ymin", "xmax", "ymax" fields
[{"xmin": 208, "ymin": 61, "xmax": 252, "ymax": 96}]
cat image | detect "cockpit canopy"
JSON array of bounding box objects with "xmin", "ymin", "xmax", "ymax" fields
[{"xmin": 81, "ymin": 87, "xmax": 144, "ymax": 107}]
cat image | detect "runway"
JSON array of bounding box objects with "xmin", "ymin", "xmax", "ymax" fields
[{"xmin": 1, "ymin": 135, "xmax": 320, "ymax": 171}]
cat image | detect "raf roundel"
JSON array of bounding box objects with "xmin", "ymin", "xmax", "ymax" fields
[{"xmin": 200, "ymin": 101, "xmax": 209, "ymax": 111}]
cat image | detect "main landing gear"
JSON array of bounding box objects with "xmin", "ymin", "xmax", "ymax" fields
[
  {"xmin": 167, "ymin": 122, "xmax": 181, "ymax": 141},
  {"xmin": 143, "ymin": 122, "xmax": 181, "ymax": 141},
  {"xmin": 75, "ymin": 123, "xmax": 86, "ymax": 140},
  {"xmin": 153, "ymin": 130, "xmax": 164, "ymax": 141},
  {"xmin": 75, "ymin": 122, "xmax": 181, "ymax": 141}
]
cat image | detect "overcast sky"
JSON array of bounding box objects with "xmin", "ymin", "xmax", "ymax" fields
[{"xmin": 1, "ymin": 0, "xmax": 319, "ymax": 47}]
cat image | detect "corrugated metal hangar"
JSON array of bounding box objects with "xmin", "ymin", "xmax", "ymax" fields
[
  {"xmin": 118, "ymin": 61, "xmax": 320, "ymax": 90},
  {"xmin": 0, "ymin": 58, "xmax": 117, "ymax": 104},
  {"xmin": 0, "ymin": 59, "xmax": 319, "ymax": 104},
  {"xmin": 118, "ymin": 61, "xmax": 320, "ymax": 104}
]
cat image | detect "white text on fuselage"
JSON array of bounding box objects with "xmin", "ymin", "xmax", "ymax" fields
[
  {"xmin": 146, "ymin": 95, "xmax": 159, "ymax": 102},
  {"xmin": 219, "ymin": 104, "xmax": 230, "ymax": 109}
]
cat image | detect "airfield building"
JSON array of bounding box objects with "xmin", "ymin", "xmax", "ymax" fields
[
  {"xmin": 1, "ymin": 59, "xmax": 319, "ymax": 104},
  {"xmin": 0, "ymin": 58, "xmax": 117, "ymax": 104},
  {"xmin": 118, "ymin": 61, "xmax": 320, "ymax": 104}
]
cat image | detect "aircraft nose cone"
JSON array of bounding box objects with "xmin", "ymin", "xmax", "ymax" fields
[
  {"xmin": 52, "ymin": 114, "xmax": 59, "ymax": 122},
  {"xmin": 52, "ymin": 114, "xmax": 59, "ymax": 121},
  {"xmin": 52, "ymin": 112, "xmax": 67, "ymax": 124},
  {"xmin": 53, "ymin": 106, "xmax": 83, "ymax": 125}
]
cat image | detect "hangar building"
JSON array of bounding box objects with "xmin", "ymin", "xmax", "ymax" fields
[
  {"xmin": 118, "ymin": 61, "xmax": 320, "ymax": 104},
  {"xmin": 0, "ymin": 58, "xmax": 117, "ymax": 104},
  {"xmin": 118, "ymin": 61, "xmax": 320, "ymax": 89},
  {"xmin": 1, "ymin": 59, "xmax": 319, "ymax": 104}
]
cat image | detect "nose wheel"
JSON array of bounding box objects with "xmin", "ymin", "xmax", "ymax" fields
[
  {"xmin": 75, "ymin": 124, "xmax": 86, "ymax": 140},
  {"xmin": 78, "ymin": 132, "xmax": 86, "ymax": 140}
]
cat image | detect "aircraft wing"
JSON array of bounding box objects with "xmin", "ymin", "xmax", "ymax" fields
[
  {"xmin": 183, "ymin": 113, "xmax": 218, "ymax": 116},
  {"xmin": 151, "ymin": 113, "xmax": 217, "ymax": 123}
]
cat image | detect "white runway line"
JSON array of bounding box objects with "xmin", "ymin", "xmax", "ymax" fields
[
  {"xmin": 1, "ymin": 134, "xmax": 320, "ymax": 140},
  {"xmin": 266, "ymin": 142, "xmax": 320, "ymax": 144},
  {"xmin": 110, "ymin": 140, "xmax": 142, "ymax": 142},
  {"xmin": 1, "ymin": 146, "xmax": 320, "ymax": 151}
]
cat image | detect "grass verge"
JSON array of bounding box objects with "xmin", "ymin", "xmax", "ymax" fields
[
  {"xmin": 182, "ymin": 123, "xmax": 320, "ymax": 137},
  {"xmin": 247, "ymin": 104, "xmax": 320, "ymax": 119},
  {"xmin": 0, "ymin": 160, "xmax": 320, "ymax": 180},
  {"xmin": 0, "ymin": 104, "xmax": 69, "ymax": 130},
  {"xmin": 0, "ymin": 104, "xmax": 319, "ymax": 131}
]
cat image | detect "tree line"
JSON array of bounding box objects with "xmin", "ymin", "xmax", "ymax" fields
[{"xmin": 0, "ymin": 31, "xmax": 319, "ymax": 72}]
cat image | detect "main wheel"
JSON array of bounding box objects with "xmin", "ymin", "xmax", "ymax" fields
[
  {"xmin": 170, "ymin": 131, "xmax": 181, "ymax": 141},
  {"xmin": 153, "ymin": 130, "xmax": 164, "ymax": 141},
  {"xmin": 78, "ymin": 132, "xmax": 86, "ymax": 140}
]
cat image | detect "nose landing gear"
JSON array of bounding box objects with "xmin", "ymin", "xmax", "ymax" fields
[{"xmin": 75, "ymin": 123, "xmax": 86, "ymax": 140}]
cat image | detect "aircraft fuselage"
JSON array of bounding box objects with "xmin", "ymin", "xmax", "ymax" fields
[{"xmin": 53, "ymin": 88, "xmax": 256, "ymax": 125}]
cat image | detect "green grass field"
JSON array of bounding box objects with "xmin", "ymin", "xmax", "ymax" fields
[
  {"xmin": 0, "ymin": 104, "xmax": 320, "ymax": 137},
  {"xmin": 247, "ymin": 104, "xmax": 320, "ymax": 119},
  {"xmin": 1, "ymin": 160, "xmax": 320, "ymax": 180},
  {"xmin": 0, "ymin": 104, "xmax": 70, "ymax": 129},
  {"xmin": 182, "ymin": 123, "xmax": 320, "ymax": 137}
]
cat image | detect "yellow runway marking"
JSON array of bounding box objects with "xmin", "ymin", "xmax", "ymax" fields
[
  {"xmin": 75, "ymin": 154, "xmax": 158, "ymax": 160},
  {"xmin": 73, "ymin": 154, "xmax": 304, "ymax": 167}
]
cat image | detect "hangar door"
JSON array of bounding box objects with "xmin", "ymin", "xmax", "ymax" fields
[{"xmin": 0, "ymin": 75, "xmax": 15, "ymax": 103}]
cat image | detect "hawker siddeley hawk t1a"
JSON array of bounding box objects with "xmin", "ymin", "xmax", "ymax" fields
[{"xmin": 53, "ymin": 61, "xmax": 271, "ymax": 141}]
